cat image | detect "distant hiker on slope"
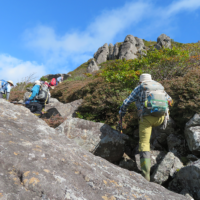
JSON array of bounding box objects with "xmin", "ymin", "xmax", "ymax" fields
[
  {"xmin": 49, "ymin": 78, "xmax": 57, "ymax": 89},
  {"xmin": 0, "ymin": 80, "xmax": 14, "ymax": 100},
  {"xmin": 25, "ymin": 80, "xmax": 45, "ymax": 117},
  {"xmin": 119, "ymin": 73, "xmax": 173, "ymax": 181},
  {"xmin": 57, "ymin": 75, "xmax": 64, "ymax": 84}
]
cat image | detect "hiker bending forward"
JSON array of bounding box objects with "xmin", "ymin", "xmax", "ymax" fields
[
  {"xmin": 0, "ymin": 80, "xmax": 14, "ymax": 100},
  {"xmin": 119, "ymin": 73, "xmax": 172, "ymax": 181},
  {"xmin": 25, "ymin": 80, "xmax": 44, "ymax": 117}
]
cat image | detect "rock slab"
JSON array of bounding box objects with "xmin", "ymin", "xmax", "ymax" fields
[
  {"xmin": 0, "ymin": 99, "xmax": 188, "ymax": 200},
  {"xmin": 56, "ymin": 117, "xmax": 129, "ymax": 162},
  {"xmin": 185, "ymin": 114, "xmax": 200, "ymax": 155}
]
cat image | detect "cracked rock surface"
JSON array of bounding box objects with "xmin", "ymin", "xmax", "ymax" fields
[{"xmin": 0, "ymin": 99, "xmax": 188, "ymax": 200}]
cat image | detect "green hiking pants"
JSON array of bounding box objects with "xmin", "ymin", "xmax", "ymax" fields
[{"xmin": 139, "ymin": 115, "xmax": 165, "ymax": 152}]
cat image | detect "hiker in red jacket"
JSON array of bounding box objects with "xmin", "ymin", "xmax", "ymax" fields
[{"xmin": 49, "ymin": 78, "xmax": 57, "ymax": 86}]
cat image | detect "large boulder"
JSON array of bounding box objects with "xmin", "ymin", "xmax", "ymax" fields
[
  {"xmin": 135, "ymin": 37, "xmax": 146, "ymax": 55},
  {"xmin": 135, "ymin": 150, "xmax": 167, "ymax": 174},
  {"xmin": 108, "ymin": 43, "xmax": 114, "ymax": 60},
  {"xmin": 155, "ymin": 33, "xmax": 172, "ymax": 50},
  {"xmin": 112, "ymin": 43, "xmax": 120, "ymax": 59},
  {"xmin": 45, "ymin": 98, "xmax": 83, "ymax": 119},
  {"xmin": 151, "ymin": 152, "xmax": 184, "ymax": 184},
  {"xmin": 151, "ymin": 117, "xmax": 176, "ymax": 150},
  {"xmin": 87, "ymin": 58, "xmax": 99, "ymax": 73},
  {"xmin": 185, "ymin": 114, "xmax": 200, "ymax": 156},
  {"xmin": 0, "ymin": 99, "xmax": 188, "ymax": 200},
  {"xmin": 169, "ymin": 159, "xmax": 200, "ymax": 200},
  {"xmin": 56, "ymin": 117, "xmax": 129, "ymax": 163},
  {"xmin": 119, "ymin": 35, "xmax": 138, "ymax": 60},
  {"xmin": 42, "ymin": 73, "xmax": 71, "ymax": 81},
  {"xmin": 94, "ymin": 43, "xmax": 109, "ymax": 64}
]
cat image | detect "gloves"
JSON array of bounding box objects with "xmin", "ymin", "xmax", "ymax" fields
[{"xmin": 25, "ymin": 99, "xmax": 31, "ymax": 105}]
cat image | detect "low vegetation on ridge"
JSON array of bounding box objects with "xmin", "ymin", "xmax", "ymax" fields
[
  {"xmin": 51, "ymin": 41, "xmax": 200, "ymax": 134},
  {"xmin": 8, "ymin": 40, "xmax": 200, "ymax": 134}
]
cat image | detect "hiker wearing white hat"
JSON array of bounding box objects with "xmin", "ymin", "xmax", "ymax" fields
[
  {"xmin": 119, "ymin": 73, "xmax": 173, "ymax": 181},
  {"xmin": 25, "ymin": 80, "xmax": 44, "ymax": 117},
  {"xmin": 0, "ymin": 79, "xmax": 14, "ymax": 100}
]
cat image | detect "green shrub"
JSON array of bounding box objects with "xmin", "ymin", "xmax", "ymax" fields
[
  {"xmin": 162, "ymin": 68, "xmax": 200, "ymax": 130},
  {"xmin": 40, "ymin": 76, "xmax": 50, "ymax": 82}
]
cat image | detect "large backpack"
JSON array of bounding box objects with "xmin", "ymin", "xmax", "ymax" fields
[
  {"xmin": 141, "ymin": 81, "xmax": 168, "ymax": 117},
  {"xmin": 0, "ymin": 80, "xmax": 7, "ymax": 90},
  {"xmin": 50, "ymin": 78, "xmax": 56, "ymax": 86},
  {"xmin": 35, "ymin": 84, "xmax": 49, "ymax": 102}
]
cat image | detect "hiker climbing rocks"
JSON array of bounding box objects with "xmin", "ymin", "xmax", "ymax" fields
[
  {"xmin": 0, "ymin": 80, "xmax": 14, "ymax": 100},
  {"xmin": 25, "ymin": 80, "xmax": 44, "ymax": 117},
  {"xmin": 119, "ymin": 73, "xmax": 173, "ymax": 181},
  {"xmin": 57, "ymin": 75, "xmax": 63, "ymax": 84}
]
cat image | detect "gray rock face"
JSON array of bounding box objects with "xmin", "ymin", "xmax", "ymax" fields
[
  {"xmin": 119, "ymin": 153, "xmax": 138, "ymax": 171},
  {"xmin": 87, "ymin": 58, "xmax": 99, "ymax": 73},
  {"xmin": 112, "ymin": 43, "xmax": 120, "ymax": 59},
  {"xmin": 56, "ymin": 117, "xmax": 129, "ymax": 163},
  {"xmin": 169, "ymin": 159, "xmax": 200, "ymax": 200},
  {"xmin": 94, "ymin": 43, "xmax": 109, "ymax": 64},
  {"xmin": 119, "ymin": 35, "xmax": 138, "ymax": 60},
  {"xmin": 167, "ymin": 134, "xmax": 182, "ymax": 153},
  {"xmin": 151, "ymin": 152, "xmax": 183, "ymax": 184},
  {"xmin": 135, "ymin": 37, "xmax": 145, "ymax": 51},
  {"xmin": 23, "ymin": 91, "xmax": 32, "ymax": 102},
  {"xmin": 135, "ymin": 37, "xmax": 147, "ymax": 55},
  {"xmin": 151, "ymin": 117, "xmax": 176, "ymax": 150},
  {"xmin": 42, "ymin": 73, "xmax": 71, "ymax": 81},
  {"xmin": 185, "ymin": 114, "xmax": 200, "ymax": 155},
  {"xmin": 0, "ymin": 99, "xmax": 188, "ymax": 199},
  {"xmin": 135, "ymin": 150, "xmax": 167, "ymax": 173},
  {"xmin": 155, "ymin": 33, "xmax": 172, "ymax": 50},
  {"xmin": 45, "ymin": 98, "xmax": 83, "ymax": 118},
  {"xmin": 108, "ymin": 43, "xmax": 114, "ymax": 60}
]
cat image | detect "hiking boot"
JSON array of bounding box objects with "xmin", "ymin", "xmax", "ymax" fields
[{"xmin": 140, "ymin": 151, "xmax": 151, "ymax": 181}]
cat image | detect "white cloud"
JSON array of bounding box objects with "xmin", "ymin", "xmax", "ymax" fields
[
  {"xmin": 0, "ymin": 54, "xmax": 46, "ymax": 85},
  {"xmin": 23, "ymin": 1, "xmax": 150, "ymax": 69},
  {"xmin": 167, "ymin": 0, "xmax": 200, "ymax": 16},
  {"xmin": 23, "ymin": 0, "xmax": 200, "ymax": 71}
]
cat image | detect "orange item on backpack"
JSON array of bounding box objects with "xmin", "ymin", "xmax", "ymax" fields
[{"xmin": 50, "ymin": 78, "xmax": 56, "ymax": 86}]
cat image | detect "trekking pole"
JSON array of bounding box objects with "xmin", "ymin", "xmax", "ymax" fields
[{"xmin": 116, "ymin": 112, "xmax": 123, "ymax": 134}]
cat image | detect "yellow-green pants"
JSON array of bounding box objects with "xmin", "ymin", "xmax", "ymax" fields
[{"xmin": 139, "ymin": 115, "xmax": 165, "ymax": 152}]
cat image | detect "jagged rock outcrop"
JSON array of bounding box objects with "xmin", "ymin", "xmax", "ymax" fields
[
  {"xmin": 56, "ymin": 117, "xmax": 129, "ymax": 162},
  {"xmin": 0, "ymin": 99, "xmax": 188, "ymax": 200},
  {"xmin": 185, "ymin": 114, "xmax": 200, "ymax": 156},
  {"xmin": 119, "ymin": 35, "xmax": 138, "ymax": 60},
  {"xmin": 94, "ymin": 43, "xmax": 109, "ymax": 64},
  {"xmin": 108, "ymin": 43, "xmax": 114, "ymax": 60},
  {"xmin": 155, "ymin": 33, "xmax": 172, "ymax": 50},
  {"xmin": 169, "ymin": 159, "xmax": 200, "ymax": 200},
  {"xmin": 42, "ymin": 73, "xmax": 71, "ymax": 81},
  {"xmin": 87, "ymin": 58, "xmax": 99, "ymax": 73},
  {"xmin": 151, "ymin": 152, "xmax": 183, "ymax": 184},
  {"xmin": 112, "ymin": 43, "xmax": 120, "ymax": 59},
  {"xmin": 135, "ymin": 37, "xmax": 146, "ymax": 55},
  {"xmin": 44, "ymin": 98, "xmax": 83, "ymax": 119}
]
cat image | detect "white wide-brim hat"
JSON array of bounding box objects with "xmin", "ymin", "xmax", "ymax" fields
[
  {"xmin": 139, "ymin": 73, "xmax": 152, "ymax": 82},
  {"xmin": 34, "ymin": 80, "xmax": 41, "ymax": 85},
  {"xmin": 7, "ymin": 80, "xmax": 14, "ymax": 86}
]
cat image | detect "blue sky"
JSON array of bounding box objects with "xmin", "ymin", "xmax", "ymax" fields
[{"xmin": 0, "ymin": 0, "xmax": 200, "ymax": 84}]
